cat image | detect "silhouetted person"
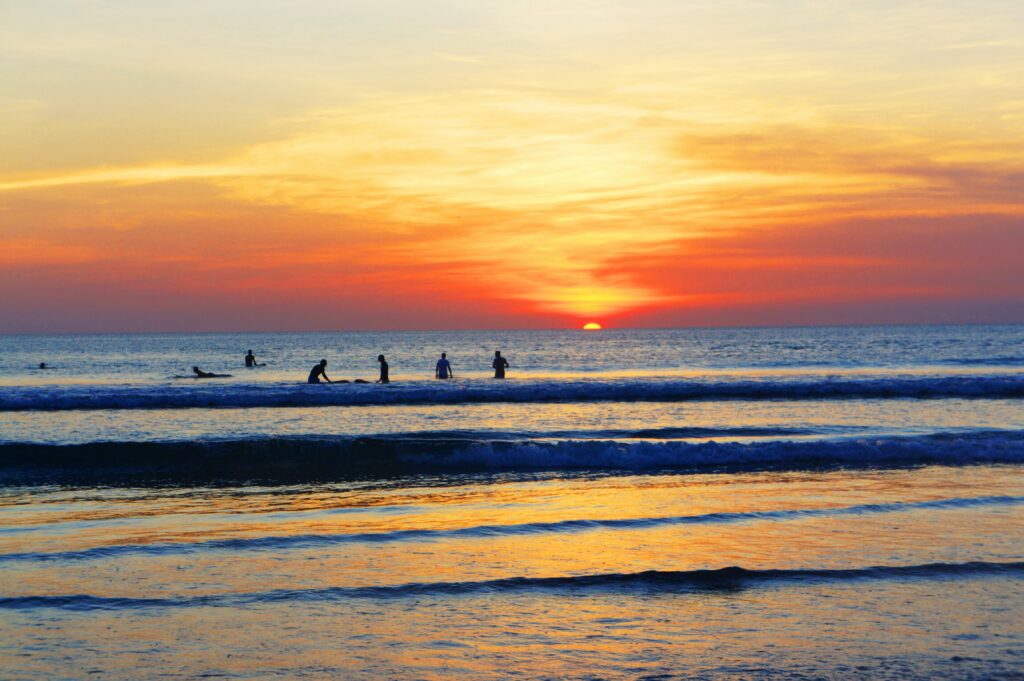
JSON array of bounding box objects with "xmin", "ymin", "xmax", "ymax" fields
[
  {"xmin": 435, "ymin": 352, "xmax": 453, "ymax": 379},
  {"xmin": 38, "ymin": 362, "xmax": 48, "ymax": 370},
  {"xmin": 377, "ymin": 354, "xmax": 390, "ymax": 384},
  {"xmin": 245, "ymin": 350, "xmax": 257, "ymax": 368},
  {"xmin": 193, "ymin": 366, "xmax": 230, "ymax": 378},
  {"xmin": 308, "ymin": 359, "xmax": 332, "ymax": 384},
  {"xmin": 492, "ymin": 351, "xmax": 509, "ymax": 379}
]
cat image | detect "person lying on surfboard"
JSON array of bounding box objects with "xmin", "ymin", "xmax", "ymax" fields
[{"xmin": 193, "ymin": 366, "xmax": 231, "ymax": 378}]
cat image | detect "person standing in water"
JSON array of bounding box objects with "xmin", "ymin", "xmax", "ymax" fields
[
  {"xmin": 308, "ymin": 359, "xmax": 332, "ymax": 384},
  {"xmin": 435, "ymin": 352, "xmax": 453, "ymax": 380},
  {"xmin": 377, "ymin": 355, "xmax": 390, "ymax": 384},
  {"xmin": 245, "ymin": 349, "xmax": 257, "ymax": 368},
  {"xmin": 492, "ymin": 350, "xmax": 510, "ymax": 379}
]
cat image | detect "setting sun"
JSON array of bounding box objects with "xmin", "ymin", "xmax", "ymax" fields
[
  {"xmin": 1, "ymin": 0, "xmax": 1021, "ymax": 336},
  {"xmin": 0, "ymin": 3, "xmax": 1021, "ymax": 679}
]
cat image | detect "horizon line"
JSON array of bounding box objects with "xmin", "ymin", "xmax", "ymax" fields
[{"xmin": 2, "ymin": 320, "xmax": 1022, "ymax": 338}]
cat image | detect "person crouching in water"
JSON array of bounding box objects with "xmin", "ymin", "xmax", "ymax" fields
[
  {"xmin": 492, "ymin": 350, "xmax": 509, "ymax": 379},
  {"xmin": 308, "ymin": 359, "xmax": 332, "ymax": 384},
  {"xmin": 377, "ymin": 355, "xmax": 390, "ymax": 384}
]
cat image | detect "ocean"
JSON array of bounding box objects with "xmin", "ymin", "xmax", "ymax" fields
[{"xmin": 1, "ymin": 325, "xmax": 1022, "ymax": 679}]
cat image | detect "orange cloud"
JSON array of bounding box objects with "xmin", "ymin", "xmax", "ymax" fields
[
  {"xmin": 596, "ymin": 213, "xmax": 1024, "ymax": 326},
  {"xmin": 0, "ymin": 238, "xmax": 102, "ymax": 266},
  {"xmin": 2, "ymin": 0, "xmax": 1024, "ymax": 331}
]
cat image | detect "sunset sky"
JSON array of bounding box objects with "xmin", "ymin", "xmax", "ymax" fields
[{"xmin": 2, "ymin": 0, "xmax": 1023, "ymax": 332}]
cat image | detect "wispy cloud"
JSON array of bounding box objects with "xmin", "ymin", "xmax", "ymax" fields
[{"xmin": 2, "ymin": 0, "xmax": 1023, "ymax": 330}]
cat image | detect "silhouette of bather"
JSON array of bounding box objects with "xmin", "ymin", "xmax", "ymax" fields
[
  {"xmin": 492, "ymin": 351, "xmax": 509, "ymax": 379},
  {"xmin": 435, "ymin": 352, "xmax": 453, "ymax": 379},
  {"xmin": 308, "ymin": 359, "xmax": 332, "ymax": 384},
  {"xmin": 244, "ymin": 349, "xmax": 266, "ymax": 367},
  {"xmin": 193, "ymin": 366, "xmax": 231, "ymax": 378}
]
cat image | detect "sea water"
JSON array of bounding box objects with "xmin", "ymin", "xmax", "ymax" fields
[{"xmin": 0, "ymin": 325, "xmax": 1022, "ymax": 678}]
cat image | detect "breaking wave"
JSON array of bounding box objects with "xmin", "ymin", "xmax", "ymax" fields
[
  {"xmin": 2, "ymin": 374, "xmax": 1023, "ymax": 412},
  {"xmin": 2, "ymin": 561, "xmax": 1021, "ymax": 610},
  {"xmin": 1, "ymin": 430, "xmax": 1022, "ymax": 484}
]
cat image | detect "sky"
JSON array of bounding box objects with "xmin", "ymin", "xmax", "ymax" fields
[{"xmin": 2, "ymin": 0, "xmax": 1023, "ymax": 333}]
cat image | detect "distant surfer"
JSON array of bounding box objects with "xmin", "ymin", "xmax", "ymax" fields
[
  {"xmin": 377, "ymin": 355, "xmax": 390, "ymax": 384},
  {"xmin": 435, "ymin": 352, "xmax": 453, "ymax": 380},
  {"xmin": 308, "ymin": 359, "xmax": 332, "ymax": 384},
  {"xmin": 244, "ymin": 350, "xmax": 263, "ymax": 368},
  {"xmin": 38, "ymin": 362, "xmax": 48, "ymax": 370},
  {"xmin": 193, "ymin": 366, "xmax": 231, "ymax": 378},
  {"xmin": 492, "ymin": 350, "xmax": 509, "ymax": 379}
]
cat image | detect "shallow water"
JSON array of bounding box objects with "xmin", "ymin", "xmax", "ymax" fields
[
  {"xmin": 1, "ymin": 325, "xmax": 1022, "ymax": 678},
  {"xmin": 2, "ymin": 467, "xmax": 1022, "ymax": 679}
]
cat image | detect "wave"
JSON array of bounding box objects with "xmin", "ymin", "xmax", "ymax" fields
[
  {"xmin": 4, "ymin": 495, "xmax": 1019, "ymax": 563},
  {"xmin": 945, "ymin": 356, "xmax": 1024, "ymax": 366},
  {"xmin": 2, "ymin": 561, "xmax": 1021, "ymax": 610},
  {"xmin": 2, "ymin": 374, "xmax": 1023, "ymax": 411},
  {"xmin": 344, "ymin": 426, "xmax": 820, "ymax": 440},
  {"xmin": 1, "ymin": 430, "xmax": 1022, "ymax": 484}
]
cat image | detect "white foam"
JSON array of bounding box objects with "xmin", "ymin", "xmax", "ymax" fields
[{"xmin": 2, "ymin": 375, "xmax": 1023, "ymax": 412}]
